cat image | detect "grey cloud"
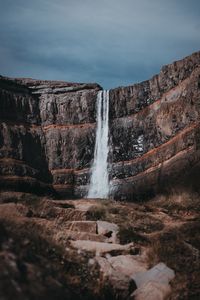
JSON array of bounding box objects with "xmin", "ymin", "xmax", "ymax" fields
[{"xmin": 0, "ymin": 0, "xmax": 199, "ymax": 88}]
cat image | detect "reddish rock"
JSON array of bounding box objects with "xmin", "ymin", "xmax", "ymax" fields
[{"xmin": 0, "ymin": 51, "xmax": 200, "ymax": 199}]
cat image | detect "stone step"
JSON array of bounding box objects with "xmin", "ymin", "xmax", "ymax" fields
[
  {"xmin": 61, "ymin": 221, "xmax": 97, "ymax": 233},
  {"xmin": 60, "ymin": 220, "xmax": 120, "ymax": 242},
  {"xmin": 131, "ymin": 262, "xmax": 175, "ymax": 288},
  {"xmin": 67, "ymin": 199, "xmax": 100, "ymax": 212},
  {"xmin": 95, "ymin": 254, "xmax": 147, "ymax": 278},
  {"xmin": 130, "ymin": 281, "xmax": 172, "ymax": 300},
  {"xmin": 70, "ymin": 240, "xmax": 135, "ymax": 255},
  {"xmin": 91, "ymin": 254, "xmax": 148, "ymax": 299},
  {"xmin": 130, "ymin": 262, "xmax": 175, "ymax": 300},
  {"xmin": 54, "ymin": 230, "xmax": 107, "ymax": 244},
  {"xmin": 54, "ymin": 208, "xmax": 87, "ymax": 222},
  {"xmin": 97, "ymin": 220, "xmax": 119, "ymax": 243}
]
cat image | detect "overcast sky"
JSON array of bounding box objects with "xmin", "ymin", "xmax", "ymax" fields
[{"xmin": 0, "ymin": 0, "xmax": 200, "ymax": 89}]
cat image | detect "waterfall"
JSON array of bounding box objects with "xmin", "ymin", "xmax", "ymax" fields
[{"xmin": 87, "ymin": 90, "xmax": 110, "ymax": 198}]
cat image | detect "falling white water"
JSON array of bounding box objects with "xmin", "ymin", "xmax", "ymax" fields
[{"xmin": 88, "ymin": 90, "xmax": 110, "ymax": 198}]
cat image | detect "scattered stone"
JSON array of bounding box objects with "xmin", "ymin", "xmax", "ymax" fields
[
  {"xmin": 94, "ymin": 254, "xmax": 148, "ymax": 299},
  {"xmin": 130, "ymin": 281, "xmax": 171, "ymax": 300},
  {"xmin": 131, "ymin": 262, "xmax": 175, "ymax": 288},
  {"xmin": 95, "ymin": 254, "xmax": 147, "ymax": 279},
  {"xmin": 94, "ymin": 256, "xmax": 132, "ymax": 299},
  {"xmin": 97, "ymin": 220, "xmax": 119, "ymax": 243},
  {"xmin": 108, "ymin": 255, "xmax": 147, "ymax": 277},
  {"xmin": 97, "ymin": 220, "xmax": 119, "ymax": 235}
]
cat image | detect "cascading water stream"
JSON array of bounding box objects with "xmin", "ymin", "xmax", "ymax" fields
[{"xmin": 87, "ymin": 90, "xmax": 109, "ymax": 198}]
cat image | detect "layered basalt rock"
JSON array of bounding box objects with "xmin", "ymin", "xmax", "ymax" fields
[
  {"xmin": 109, "ymin": 63, "xmax": 200, "ymax": 199},
  {"xmin": 0, "ymin": 77, "xmax": 100, "ymax": 196},
  {"xmin": 0, "ymin": 51, "xmax": 200, "ymax": 199}
]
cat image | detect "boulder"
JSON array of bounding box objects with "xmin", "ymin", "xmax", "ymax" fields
[
  {"xmin": 97, "ymin": 220, "xmax": 119, "ymax": 243},
  {"xmin": 95, "ymin": 254, "xmax": 147, "ymax": 279},
  {"xmin": 131, "ymin": 262, "xmax": 175, "ymax": 288},
  {"xmin": 130, "ymin": 280, "xmax": 172, "ymax": 300}
]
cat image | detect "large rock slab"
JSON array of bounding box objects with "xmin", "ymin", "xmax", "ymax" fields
[
  {"xmin": 94, "ymin": 254, "xmax": 148, "ymax": 299},
  {"xmin": 54, "ymin": 230, "xmax": 107, "ymax": 244},
  {"xmin": 96, "ymin": 255, "xmax": 147, "ymax": 278},
  {"xmin": 97, "ymin": 220, "xmax": 119, "ymax": 243},
  {"xmin": 131, "ymin": 262, "xmax": 175, "ymax": 288},
  {"xmin": 70, "ymin": 240, "xmax": 135, "ymax": 255},
  {"xmin": 130, "ymin": 281, "xmax": 172, "ymax": 300}
]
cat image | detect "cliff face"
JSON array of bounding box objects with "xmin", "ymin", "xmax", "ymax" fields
[
  {"xmin": 0, "ymin": 79, "xmax": 100, "ymax": 197},
  {"xmin": 0, "ymin": 51, "xmax": 200, "ymax": 199}
]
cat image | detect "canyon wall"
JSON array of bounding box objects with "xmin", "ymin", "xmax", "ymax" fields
[{"xmin": 0, "ymin": 51, "xmax": 200, "ymax": 199}]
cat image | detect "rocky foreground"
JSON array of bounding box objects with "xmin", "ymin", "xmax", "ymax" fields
[{"xmin": 0, "ymin": 190, "xmax": 199, "ymax": 300}]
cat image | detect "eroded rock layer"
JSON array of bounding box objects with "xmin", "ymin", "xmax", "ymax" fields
[{"xmin": 0, "ymin": 51, "xmax": 200, "ymax": 199}]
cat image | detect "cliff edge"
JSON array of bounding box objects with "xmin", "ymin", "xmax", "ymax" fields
[{"xmin": 0, "ymin": 51, "xmax": 200, "ymax": 199}]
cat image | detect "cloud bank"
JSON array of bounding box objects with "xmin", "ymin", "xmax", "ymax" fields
[{"xmin": 0, "ymin": 0, "xmax": 200, "ymax": 88}]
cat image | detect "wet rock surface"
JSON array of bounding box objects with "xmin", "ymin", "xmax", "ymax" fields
[
  {"xmin": 0, "ymin": 191, "xmax": 200, "ymax": 299},
  {"xmin": 0, "ymin": 51, "xmax": 200, "ymax": 199}
]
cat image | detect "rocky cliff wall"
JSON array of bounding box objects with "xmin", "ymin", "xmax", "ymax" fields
[{"xmin": 0, "ymin": 51, "xmax": 200, "ymax": 199}]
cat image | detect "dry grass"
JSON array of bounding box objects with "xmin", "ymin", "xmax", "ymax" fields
[
  {"xmin": 147, "ymin": 222, "xmax": 200, "ymax": 299},
  {"xmin": 118, "ymin": 225, "xmax": 149, "ymax": 245},
  {"xmin": 149, "ymin": 190, "xmax": 200, "ymax": 217},
  {"xmin": 1, "ymin": 189, "xmax": 199, "ymax": 299},
  {"xmin": 86, "ymin": 204, "xmax": 107, "ymax": 220}
]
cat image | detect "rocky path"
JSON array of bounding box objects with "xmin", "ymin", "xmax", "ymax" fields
[
  {"xmin": 1, "ymin": 192, "xmax": 199, "ymax": 299},
  {"xmin": 61, "ymin": 199, "xmax": 175, "ymax": 299}
]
